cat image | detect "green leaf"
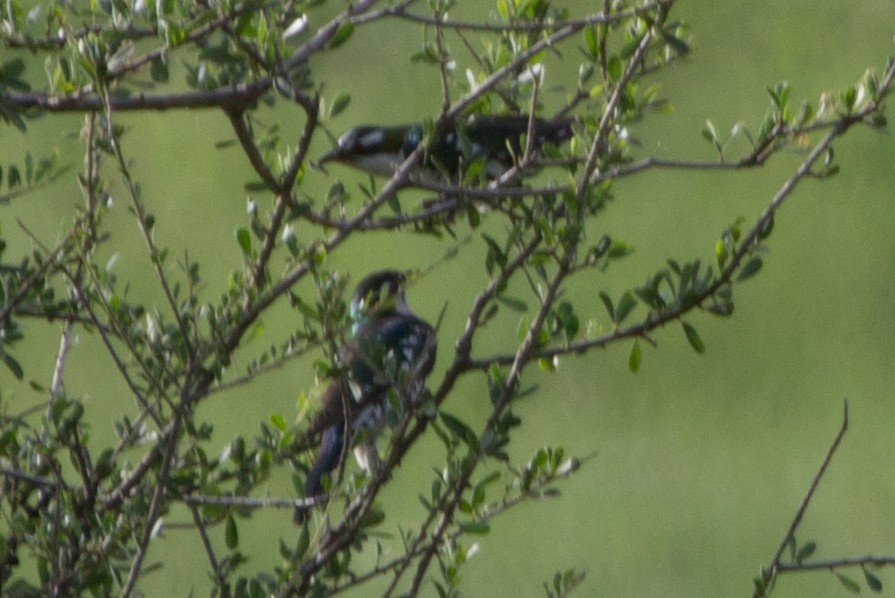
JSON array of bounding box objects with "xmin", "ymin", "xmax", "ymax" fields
[
  {"xmin": 440, "ymin": 412, "xmax": 476, "ymax": 447},
  {"xmin": 2, "ymin": 352, "xmax": 23, "ymax": 380},
  {"xmin": 225, "ymin": 513, "xmax": 239, "ymax": 549},
  {"xmin": 737, "ymin": 257, "xmax": 763, "ymax": 281},
  {"xmin": 606, "ymin": 55, "xmax": 623, "ymax": 81},
  {"xmin": 244, "ymin": 180, "xmax": 270, "ymax": 192},
  {"xmin": 497, "ymin": 295, "xmax": 528, "ymax": 312},
  {"xmin": 458, "ymin": 521, "xmax": 490, "ymax": 535},
  {"xmin": 7, "ymin": 165, "xmax": 21, "ymax": 189},
  {"xmin": 497, "ymin": 0, "xmax": 509, "ymax": 19},
  {"xmin": 615, "ymin": 292, "xmax": 637, "ymax": 324},
  {"xmin": 715, "ymin": 238, "xmax": 728, "ymax": 269},
  {"xmin": 329, "ymin": 92, "xmax": 351, "ymax": 118},
  {"xmin": 578, "ymin": 63, "xmax": 595, "ymax": 87},
  {"xmin": 150, "ymin": 56, "xmax": 169, "ymax": 82},
  {"xmin": 795, "ymin": 540, "xmax": 816, "ymax": 563},
  {"xmin": 864, "ymin": 569, "xmax": 883, "ymax": 592},
  {"xmin": 598, "ymin": 291, "xmax": 614, "ymax": 321},
  {"xmin": 835, "ymin": 572, "xmax": 861, "ymax": 594},
  {"xmin": 482, "ymin": 234, "xmax": 506, "ymax": 268},
  {"xmin": 758, "ymin": 215, "xmax": 774, "ymax": 240},
  {"xmin": 584, "ymin": 26, "xmax": 599, "ymax": 59},
  {"xmin": 361, "ymin": 508, "xmax": 385, "ymax": 528},
  {"xmin": 767, "ymin": 81, "xmax": 791, "ymax": 111},
  {"xmin": 841, "ymin": 86, "xmax": 857, "ymax": 113},
  {"xmin": 757, "ymin": 110, "xmax": 775, "ymax": 142},
  {"xmin": 659, "ymin": 27, "xmax": 690, "ymax": 56},
  {"xmin": 701, "ymin": 120, "xmax": 722, "ymax": 153},
  {"xmin": 295, "ymin": 522, "xmax": 310, "ymax": 558},
  {"xmin": 236, "ymin": 228, "xmax": 252, "ymax": 255},
  {"xmin": 329, "ymin": 22, "xmax": 354, "ymax": 49},
  {"xmin": 270, "ymin": 413, "xmax": 286, "ymax": 431},
  {"xmin": 682, "ymin": 321, "xmax": 705, "ymax": 353},
  {"xmin": 629, "ymin": 340, "xmax": 642, "ymax": 373}
]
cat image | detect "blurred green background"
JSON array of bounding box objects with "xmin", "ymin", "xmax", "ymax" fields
[{"xmin": 3, "ymin": 1, "xmax": 895, "ymax": 596}]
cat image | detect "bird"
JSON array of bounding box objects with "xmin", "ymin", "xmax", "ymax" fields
[
  {"xmin": 318, "ymin": 114, "xmax": 573, "ymax": 182},
  {"xmin": 296, "ymin": 270, "xmax": 437, "ymax": 521}
]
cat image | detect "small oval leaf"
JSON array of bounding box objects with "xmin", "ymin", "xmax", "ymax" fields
[
  {"xmin": 329, "ymin": 92, "xmax": 351, "ymax": 118},
  {"xmin": 225, "ymin": 513, "xmax": 239, "ymax": 549},
  {"xmin": 738, "ymin": 257, "xmax": 763, "ymax": 281},
  {"xmin": 864, "ymin": 569, "xmax": 883, "ymax": 593},
  {"xmin": 682, "ymin": 321, "xmax": 705, "ymax": 354},
  {"xmin": 236, "ymin": 228, "xmax": 252, "ymax": 255},
  {"xmin": 629, "ymin": 340, "xmax": 642, "ymax": 373}
]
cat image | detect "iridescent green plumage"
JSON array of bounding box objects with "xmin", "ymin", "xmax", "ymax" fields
[{"xmin": 296, "ymin": 271, "xmax": 436, "ymax": 520}]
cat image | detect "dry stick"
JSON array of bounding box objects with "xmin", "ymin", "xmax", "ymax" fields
[{"xmin": 753, "ymin": 401, "xmax": 850, "ymax": 597}]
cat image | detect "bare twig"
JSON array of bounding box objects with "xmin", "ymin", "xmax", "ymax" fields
[
  {"xmin": 189, "ymin": 505, "xmax": 228, "ymax": 593},
  {"xmin": 777, "ymin": 555, "xmax": 895, "ymax": 572},
  {"xmin": 752, "ymin": 401, "xmax": 850, "ymax": 597},
  {"xmin": 182, "ymin": 493, "xmax": 322, "ymax": 510},
  {"xmin": 0, "ymin": 465, "xmax": 55, "ymax": 487}
]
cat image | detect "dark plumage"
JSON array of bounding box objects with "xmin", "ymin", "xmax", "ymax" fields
[
  {"xmin": 296, "ymin": 271, "xmax": 436, "ymax": 521},
  {"xmin": 319, "ymin": 115, "xmax": 573, "ymax": 180}
]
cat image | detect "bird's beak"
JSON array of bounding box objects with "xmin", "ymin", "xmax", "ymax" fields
[
  {"xmin": 319, "ymin": 149, "xmax": 339, "ymax": 164},
  {"xmin": 312, "ymin": 149, "xmax": 339, "ymax": 174}
]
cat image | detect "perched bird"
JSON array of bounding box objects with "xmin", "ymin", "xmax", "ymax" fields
[
  {"xmin": 319, "ymin": 114, "xmax": 573, "ymax": 182},
  {"xmin": 296, "ymin": 270, "xmax": 437, "ymax": 520}
]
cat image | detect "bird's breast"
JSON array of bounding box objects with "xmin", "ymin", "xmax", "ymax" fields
[{"xmin": 350, "ymin": 152, "xmax": 405, "ymax": 177}]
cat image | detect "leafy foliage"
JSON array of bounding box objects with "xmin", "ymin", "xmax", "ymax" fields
[{"xmin": 0, "ymin": 0, "xmax": 892, "ymax": 596}]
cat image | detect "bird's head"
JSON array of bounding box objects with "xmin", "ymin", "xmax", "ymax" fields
[
  {"xmin": 319, "ymin": 125, "xmax": 416, "ymax": 178},
  {"xmin": 349, "ymin": 270, "xmax": 411, "ymax": 330}
]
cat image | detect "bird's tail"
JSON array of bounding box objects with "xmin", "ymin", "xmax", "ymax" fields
[
  {"xmin": 304, "ymin": 424, "xmax": 344, "ymax": 497},
  {"xmin": 295, "ymin": 424, "xmax": 345, "ymax": 523}
]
